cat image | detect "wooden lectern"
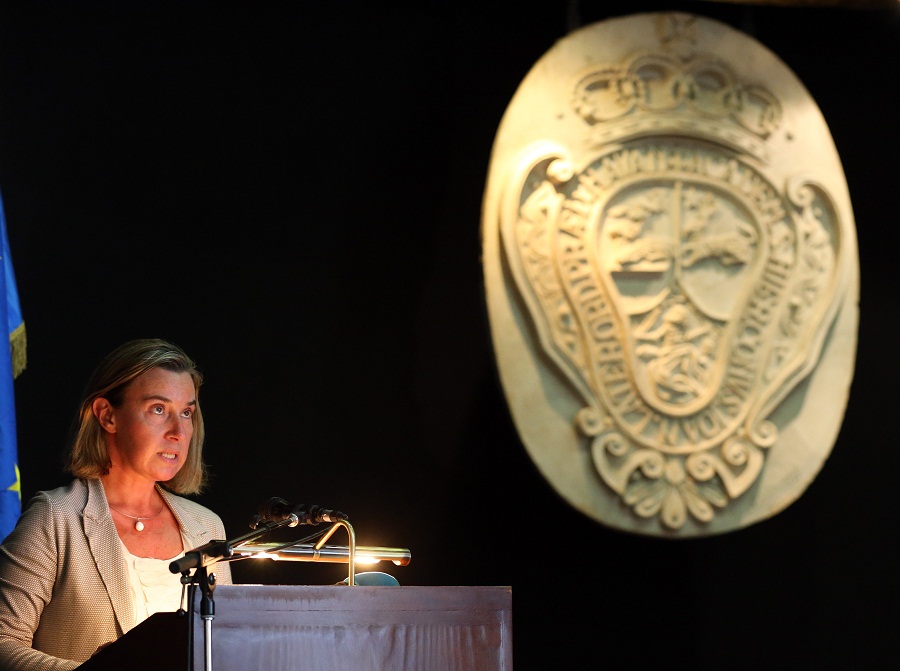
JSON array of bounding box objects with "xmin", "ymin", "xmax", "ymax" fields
[{"xmin": 80, "ymin": 584, "xmax": 513, "ymax": 671}]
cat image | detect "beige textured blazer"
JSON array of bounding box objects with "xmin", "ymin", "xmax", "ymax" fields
[{"xmin": 0, "ymin": 478, "xmax": 233, "ymax": 671}]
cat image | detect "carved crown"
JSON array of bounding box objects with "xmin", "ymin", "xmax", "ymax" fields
[{"xmin": 571, "ymin": 51, "xmax": 782, "ymax": 160}]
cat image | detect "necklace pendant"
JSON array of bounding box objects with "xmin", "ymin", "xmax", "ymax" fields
[{"xmin": 135, "ymin": 520, "xmax": 145, "ymax": 532}]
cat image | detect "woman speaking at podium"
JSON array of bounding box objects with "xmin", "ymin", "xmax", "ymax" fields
[{"xmin": 0, "ymin": 339, "xmax": 232, "ymax": 670}]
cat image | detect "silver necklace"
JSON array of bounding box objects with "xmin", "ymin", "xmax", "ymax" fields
[{"xmin": 108, "ymin": 504, "xmax": 164, "ymax": 532}]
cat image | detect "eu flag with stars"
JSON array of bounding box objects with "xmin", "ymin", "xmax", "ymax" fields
[{"xmin": 0, "ymin": 191, "xmax": 25, "ymax": 542}]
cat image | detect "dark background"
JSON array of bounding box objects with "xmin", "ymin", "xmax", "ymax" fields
[{"xmin": 1, "ymin": 1, "xmax": 897, "ymax": 668}]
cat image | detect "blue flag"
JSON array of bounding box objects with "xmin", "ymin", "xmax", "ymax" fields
[{"xmin": 0, "ymin": 191, "xmax": 25, "ymax": 541}]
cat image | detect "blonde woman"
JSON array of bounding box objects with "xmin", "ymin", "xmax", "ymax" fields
[{"xmin": 0, "ymin": 339, "xmax": 232, "ymax": 670}]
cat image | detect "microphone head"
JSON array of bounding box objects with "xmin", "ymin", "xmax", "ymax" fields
[
  {"xmin": 257, "ymin": 497, "xmax": 291, "ymax": 520},
  {"xmin": 253, "ymin": 498, "xmax": 349, "ymax": 526},
  {"xmin": 293, "ymin": 504, "xmax": 343, "ymax": 524}
]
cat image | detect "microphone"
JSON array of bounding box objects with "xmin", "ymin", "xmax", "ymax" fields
[
  {"xmin": 168, "ymin": 539, "xmax": 233, "ymax": 574},
  {"xmin": 253, "ymin": 496, "xmax": 348, "ymax": 528}
]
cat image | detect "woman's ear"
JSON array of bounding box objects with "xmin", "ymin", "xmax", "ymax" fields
[{"xmin": 92, "ymin": 397, "xmax": 116, "ymax": 433}]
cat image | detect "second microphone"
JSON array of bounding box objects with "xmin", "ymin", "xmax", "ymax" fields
[{"xmin": 253, "ymin": 496, "xmax": 348, "ymax": 528}]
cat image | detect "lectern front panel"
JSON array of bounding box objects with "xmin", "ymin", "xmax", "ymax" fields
[{"xmin": 191, "ymin": 584, "xmax": 513, "ymax": 671}]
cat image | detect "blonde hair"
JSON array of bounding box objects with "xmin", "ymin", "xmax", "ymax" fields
[{"xmin": 66, "ymin": 338, "xmax": 207, "ymax": 494}]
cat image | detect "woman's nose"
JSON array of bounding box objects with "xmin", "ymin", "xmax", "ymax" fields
[{"xmin": 167, "ymin": 415, "xmax": 188, "ymax": 439}]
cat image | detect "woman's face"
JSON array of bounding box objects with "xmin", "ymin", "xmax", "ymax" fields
[{"xmin": 102, "ymin": 367, "xmax": 196, "ymax": 484}]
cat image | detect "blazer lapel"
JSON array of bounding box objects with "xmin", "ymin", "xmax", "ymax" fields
[
  {"xmin": 160, "ymin": 485, "xmax": 217, "ymax": 550},
  {"xmin": 83, "ymin": 478, "xmax": 135, "ymax": 634}
]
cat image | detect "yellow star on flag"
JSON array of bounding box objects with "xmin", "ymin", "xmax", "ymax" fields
[{"xmin": 7, "ymin": 463, "xmax": 20, "ymax": 503}]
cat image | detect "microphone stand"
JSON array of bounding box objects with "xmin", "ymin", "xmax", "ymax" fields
[{"xmin": 173, "ymin": 517, "xmax": 300, "ymax": 671}]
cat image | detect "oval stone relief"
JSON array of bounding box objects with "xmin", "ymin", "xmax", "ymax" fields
[{"xmin": 481, "ymin": 12, "xmax": 859, "ymax": 537}]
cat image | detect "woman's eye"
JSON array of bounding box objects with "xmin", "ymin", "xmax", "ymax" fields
[
  {"xmin": 181, "ymin": 409, "xmax": 193, "ymax": 419},
  {"xmin": 152, "ymin": 406, "xmax": 165, "ymax": 415}
]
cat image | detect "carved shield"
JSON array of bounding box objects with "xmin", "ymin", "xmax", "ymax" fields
[{"xmin": 481, "ymin": 12, "xmax": 859, "ymax": 537}]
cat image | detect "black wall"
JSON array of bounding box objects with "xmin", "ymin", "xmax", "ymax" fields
[{"xmin": 1, "ymin": 2, "xmax": 897, "ymax": 669}]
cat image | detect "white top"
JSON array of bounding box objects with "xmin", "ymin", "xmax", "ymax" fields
[{"xmin": 119, "ymin": 536, "xmax": 188, "ymax": 624}]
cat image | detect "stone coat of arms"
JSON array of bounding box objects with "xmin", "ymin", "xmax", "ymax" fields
[{"xmin": 481, "ymin": 12, "xmax": 858, "ymax": 537}]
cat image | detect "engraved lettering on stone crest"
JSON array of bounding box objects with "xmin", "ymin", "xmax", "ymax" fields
[{"xmin": 500, "ymin": 36, "xmax": 842, "ymax": 530}]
